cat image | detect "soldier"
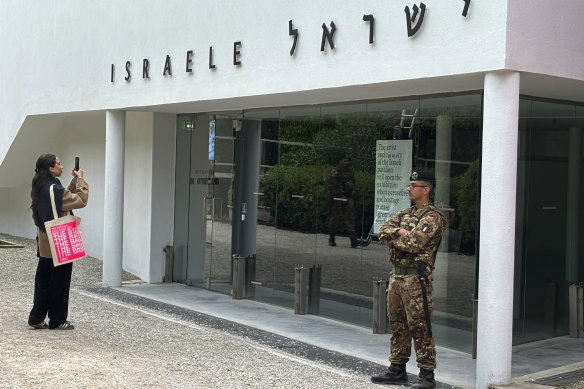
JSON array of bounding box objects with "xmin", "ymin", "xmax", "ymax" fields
[
  {"xmin": 371, "ymin": 171, "xmax": 445, "ymax": 389},
  {"xmin": 327, "ymin": 155, "xmax": 361, "ymax": 248}
]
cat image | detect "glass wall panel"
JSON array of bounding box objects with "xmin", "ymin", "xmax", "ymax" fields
[
  {"xmin": 317, "ymin": 104, "xmax": 373, "ymax": 325},
  {"xmin": 365, "ymin": 100, "xmax": 421, "ymax": 330},
  {"xmin": 515, "ymin": 99, "xmax": 531, "ymax": 327},
  {"xmin": 175, "ymin": 95, "xmax": 584, "ymax": 354},
  {"xmin": 207, "ymin": 116, "xmax": 236, "ymax": 293},
  {"xmin": 575, "ymin": 106, "xmax": 584, "ymax": 285},
  {"xmin": 269, "ymin": 107, "xmax": 321, "ymax": 307},
  {"xmin": 242, "ymin": 95, "xmax": 482, "ymax": 352},
  {"xmin": 416, "ymin": 95, "xmax": 482, "ymax": 352},
  {"xmin": 515, "ymin": 100, "xmax": 579, "ymax": 343},
  {"xmin": 244, "ymin": 110, "xmax": 280, "ymax": 304}
]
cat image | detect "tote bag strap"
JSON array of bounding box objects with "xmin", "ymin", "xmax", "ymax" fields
[{"xmin": 49, "ymin": 184, "xmax": 59, "ymax": 219}]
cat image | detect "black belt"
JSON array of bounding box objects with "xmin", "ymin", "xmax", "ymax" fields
[{"xmin": 392, "ymin": 265, "xmax": 418, "ymax": 275}]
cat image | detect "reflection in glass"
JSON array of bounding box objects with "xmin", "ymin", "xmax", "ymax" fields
[
  {"xmin": 317, "ymin": 105, "xmax": 378, "ymax": 326},
  {"xmin": 207, "ymin": 116, "xmax": 236, "ymax": 294},
  {"xmin": 174, "ymin": 96, "xmax": 584, "ymax": 353},
  {"xmin": 242, "ymin": 96, "xmax": 483, "ymax": 351},
  {"xmin": 252, "ymin": 115, "xmax": 280, "ymax": 304},
  {"xmin": 514, "ymin": 99, "xmax": 579, "ymax": 343}
]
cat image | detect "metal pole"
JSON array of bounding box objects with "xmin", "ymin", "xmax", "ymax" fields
[
  {"xmin": 163, "ymin": 245, "xmax": 174, "ymax": 283},
  {"xmin": 308, "ymin": 264, "xmax": 321, "ymax": 314},
  {"xmin": 569, "ymin": 283, "xmax": 584, "ymax": 338},
  {"xmin": 372, "ymin": 280, "xmax": 387, "ymax": 334},
  {"xmin": 232, "ymin": 255, "xmax": 245, "ymax": 299},
  {"xmin": 246, "ymin": 254, "xmax": 256, "ymax": 299},
  {"xmin": 295, "ymin": 265, "xmax": 309, "ymax": 314}
]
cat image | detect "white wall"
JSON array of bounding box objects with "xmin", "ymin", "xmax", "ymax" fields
[
  {"xmin": 123, "ymin": 112, "xmax": 154, "ymax": 279},
  {"xmin": 0, "ymin": 187, "xmax": 34, "ymax": 238},
  {"xmin": 149, "ymin": 113, "xmax": 176, "ymax": 282},
  {"xmin": 0, "ymin": 110, "xmax": 174, "ymax": 284},
  {"xmin": 0, "ymin": 114, "xmax": 106, "ymax": 260},
  {"xmin": 120, "ymin": 112, "xmax": 175, "ymax": 283},
  {"xmin": 506, "ymin": 0, "xmax": 584, "ymax": 80},
  {"xmin": 1, "ymin": 0, "xmax": 514, "ymax": 166},
  {"xmin": 2, "ymin": 0, "xmax": 584, "ymax": 278},
  {"xmin": 0, "ymin": 0, "xmax": 509, "ymax": 267}
]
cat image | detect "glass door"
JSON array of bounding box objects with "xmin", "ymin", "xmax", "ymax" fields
[
  {"xmin": 173, "ymin": 114, "xmax": 236, "ymax": 292},
  {"xmin": 173, "ymin": 114, "xmax": 209, "ymax": 287},
  {"xmin": 206, "ymin": 116, "xmax": 237, "ymax": 293}
]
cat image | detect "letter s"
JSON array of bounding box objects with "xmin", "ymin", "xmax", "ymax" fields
[{"xmin": 124, "ymin": 61, "xmax": 131, "ymax": 81}]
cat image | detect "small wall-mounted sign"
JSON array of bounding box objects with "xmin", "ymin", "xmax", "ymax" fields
[{"xmin": 195, "ymin": 178, "xmax": 219, "ymax": 185}]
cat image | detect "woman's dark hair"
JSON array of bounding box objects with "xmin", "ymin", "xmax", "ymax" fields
[{"xmin": 30, "ymin": 154, "xmax": 57, "ymax": 221}]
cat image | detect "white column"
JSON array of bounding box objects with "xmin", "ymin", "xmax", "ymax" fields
[
  {"xmin": 103, "ymin": 110, "xmax": 126, "ymax": 287},
  {"xmin": 476, "ymin": 71, "xmax": 520, "ymax": 389}
]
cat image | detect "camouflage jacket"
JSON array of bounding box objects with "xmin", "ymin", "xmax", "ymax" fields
[
  {"xmin": 328, "ymin": 167, "xmax": 355, "ymax": 198},
  {"xmin": 378, "ymin": 203, "xmax": 445, "ymax": 270}
]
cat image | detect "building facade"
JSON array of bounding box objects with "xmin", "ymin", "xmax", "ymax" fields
[{"xmin": 1, "ymin": 1, "xmax": 583, "ymax": 387}]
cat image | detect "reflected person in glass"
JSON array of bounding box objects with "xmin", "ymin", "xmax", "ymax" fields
[{"xmin": 327, "ymin": 155, "xmax": 362, "ymax": 248}]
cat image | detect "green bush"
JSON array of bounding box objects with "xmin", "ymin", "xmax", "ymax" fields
[{"xmin": 451, "ymin": 159, "xmax": 479, "ymax": 253}]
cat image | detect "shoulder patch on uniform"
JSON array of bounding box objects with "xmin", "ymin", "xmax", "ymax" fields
[{"xmin": 421, "ymin": 224, "xmax": 430, "ymax": 233}]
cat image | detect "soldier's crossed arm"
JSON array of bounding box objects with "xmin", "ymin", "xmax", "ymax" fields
[
  {"xmin": 391, "ymin": 211, "xmax": 444, "ymax": 253},
  {"xmin": 378, "ymin": 211, "xmax": 405, "ymax": 243}
]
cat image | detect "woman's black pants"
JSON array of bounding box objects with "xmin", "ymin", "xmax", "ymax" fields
[{"xmin": 28, "ymin": 257, "xmax": 73, "ymax": 329}]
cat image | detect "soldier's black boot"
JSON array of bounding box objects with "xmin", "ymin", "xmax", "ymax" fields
[
  {"xmin": 328, "ymin": 236, "xmax": 336, "ymax": 246},
  {"xmin": 411, "ymin": 368, "xmax": 435, "ymax": 389},
  {"xmin": 370, "ymin": 363, "xmax": 408, "ymax": 385},
  {"xmin": 360, "ymin": 234, "xmax": 371, "ymax": 247},
  {"xmin": 350, "ymin": 237, "xmax": 362, "ymax": 248}
]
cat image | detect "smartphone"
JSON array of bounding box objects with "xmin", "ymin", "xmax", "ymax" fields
[{"xmin": 74, "ymin": 156, "xmax": 80, "ymax": 171}]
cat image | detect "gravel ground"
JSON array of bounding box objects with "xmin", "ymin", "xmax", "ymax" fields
[
  {"xmin": 0, "ymin": 233, "xmax": 379, "ymax": 389},
  {"xmin": 563, "ymin": 384, "xmax": 584, "ymax": 389}
]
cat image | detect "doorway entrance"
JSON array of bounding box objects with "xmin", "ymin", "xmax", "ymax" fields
[
  {"xmin": 173, "ymin": 114, "xmax": 237, "ymax": 293},
  {"xmin": 173, "ymin": 113, "xmax": 265, "ymax": 294}
]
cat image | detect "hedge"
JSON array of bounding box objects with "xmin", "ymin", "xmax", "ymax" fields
[{"xmin": 259, "ymin": 165, "xmax": 375, "ymax": 236}]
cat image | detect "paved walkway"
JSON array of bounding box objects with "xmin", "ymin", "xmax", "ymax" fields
[{"xmin": 113, "ymin": 282, "xmax": 584, "ymax": 389}]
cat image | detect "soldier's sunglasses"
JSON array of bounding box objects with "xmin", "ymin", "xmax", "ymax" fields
[{"xmin": 407, "ymin": 183, "xmax": 429, "ymax": 189}]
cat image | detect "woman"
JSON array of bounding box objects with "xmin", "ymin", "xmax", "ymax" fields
[{"xmin": 28, "ymin": 154, "xmax": 89, "ymax": 330}]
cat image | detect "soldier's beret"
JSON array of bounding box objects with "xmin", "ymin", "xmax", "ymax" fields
[{"xmin": 410, "ymin": 171, "xmax": 436, "ymax": 186}]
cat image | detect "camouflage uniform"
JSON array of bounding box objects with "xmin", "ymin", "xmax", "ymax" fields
[
  {"xmin": 328, "ymin": 166, "xmax": 357, "ymax": 240},
  {"xmin": 378, "ymin": 203, "xmax": 445, "ymax": 371}
]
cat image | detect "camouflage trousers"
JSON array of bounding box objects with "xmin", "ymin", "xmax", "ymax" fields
[
  {"xmin": 387, "ymin": 273, "xmax": 436, "ymax": 370},
  {"xmin": 329, "ymin": 198, "xmax": 356, "ymax": 238}
]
